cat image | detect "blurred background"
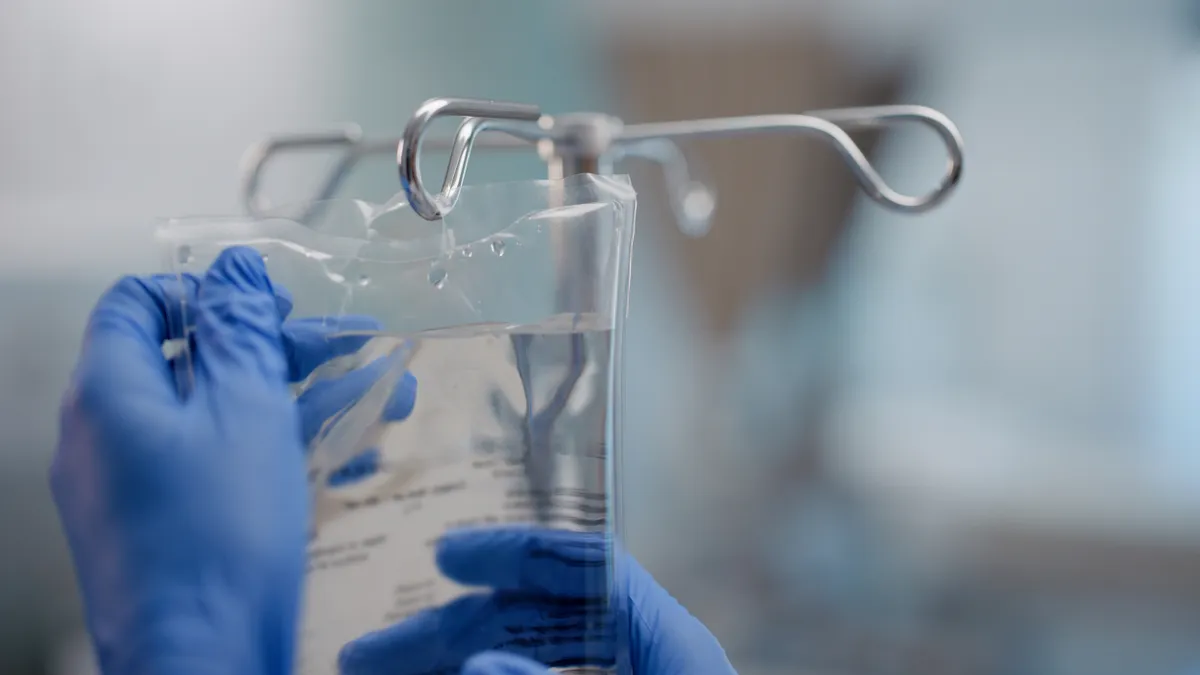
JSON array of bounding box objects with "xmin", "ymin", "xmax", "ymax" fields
[{"xmin": 3, "ymin": 1, "xmax": 1200, "ymax": 674}]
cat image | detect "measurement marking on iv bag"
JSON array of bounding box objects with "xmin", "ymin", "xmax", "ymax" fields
[
  {"xmin": 307, "ymin": 552, "xmax": 367, "ymax": 572},
  {"xmin": 445, "ymin": 515, "xmax": 500, "ymax": 530},
  {"xmin": 393, "ymin": 580, "xmax": 435, "ymax": 595},
  {"xmin": 337, "ymin": 479, "xmax": 466, "ymax": 511},
  {"xmin": 306, "ymin": 533, "xmax": 390, "ymax": 574},
  {"xmin": 506, "ymin": 487, "xmax": 606, "ymax": 500},
  {"xmin": 299, "ymin": 320, "xmax": 616, "ymax": 675},
  {"xmin": 477, "ymin": 438, "xmax": 609, "ymax": 461},
  {"xmin": 431, "ymin": 480, "xmax": 466, "ymax": 495},
  {"xmin": 506, "ymin": 499, "xmax": 607, "ymax": 515}
]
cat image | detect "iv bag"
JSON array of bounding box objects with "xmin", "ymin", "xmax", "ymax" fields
[{"xmin": 157, "ymin": 174, "xmax": 637, "ymax": 675}]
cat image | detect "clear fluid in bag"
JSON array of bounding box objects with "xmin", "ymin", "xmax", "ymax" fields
[
  {"xmin": 297, "ymin": 313, "xmax": 617, "ymax": 675},
  {"xmin": 159, "ymin": 174, "xmax": 638, "ymax": 674}
]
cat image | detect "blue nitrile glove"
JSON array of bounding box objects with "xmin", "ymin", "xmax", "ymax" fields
[
  {"xmin": 290, "ymin": 317, "xmax": 417, "ymax": 489},
  {"xmin": 52, "ymin": 246, "xmax": 415, "ymax": 675},
  {"xmin": 338, "ymin": 526, "xmax": 737, "ymax": 675},
  {"xmin": 458, "ymin": 652, "xmax": 553, "ymax": 675}
]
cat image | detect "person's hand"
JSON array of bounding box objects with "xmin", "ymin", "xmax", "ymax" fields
[
  {"xmin": 52, "ymin": 247, "xmax": 415, "ymax": 675},
  {"xmin": 338, "ymin": 527, "xmax": 737, "ymax": 675},
  {"xmin": 455, "ymin": 652, "xmax": 562, "ymax": 675}
]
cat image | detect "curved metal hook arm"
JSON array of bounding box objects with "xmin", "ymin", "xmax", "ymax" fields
[
  {"xmin": 239, "ymin": 126, "xmax": 364, "ymax": 220},
  {"xmin": 396, "ymin": 98, "xmax": 543, "ymax": 220},
  {"xmin": 409, "ymin": 100, "xmax": 963, "ymax": 220},
  {"xmin": 616, "ymin": 104, "xmax": 963, "ymax": 213},
  {"xmin": 611, "ymin": 139, "xmax": 717, "ymax": 237},
  {"xmin": 239, "ymin": 125, "xmax": 529, "ymax": 222},
  {"xmin": 240, "ymin": 98, "xmax": 964, "ymax": 228},
  {"xmin": 239, "ymin": 123, "xmax": 712, "ymax": 233}
]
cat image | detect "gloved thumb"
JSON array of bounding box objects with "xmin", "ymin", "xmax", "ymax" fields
[
  {"xmin": 461, "ymin": 652, "xmax": 551, "ymax": 675},
  {"xmin": 193, "ymin": 246, "xmax": 289, "ymax": 386}
]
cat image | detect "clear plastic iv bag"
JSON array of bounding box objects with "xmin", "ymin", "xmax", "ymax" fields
[{"xmin": 157, "ymin": 174, "xmax": 637, "ymax": 675}]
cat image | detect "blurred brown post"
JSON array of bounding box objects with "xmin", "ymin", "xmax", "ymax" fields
[{"xmin": 607, "ymin": 31, "xmax": 903, "ymax": 334}]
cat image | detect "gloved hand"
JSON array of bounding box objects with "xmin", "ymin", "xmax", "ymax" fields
[
  {"xmin": 338, "ymin": 526, "xmax": 737, "ymax": 675},
  {"xmin": 457, "ymin": 652, "xmax": 559, "ymax": 675},
  {"xmin": 52, "ymin": 247, "xmax": 415, "ymax": 675}
]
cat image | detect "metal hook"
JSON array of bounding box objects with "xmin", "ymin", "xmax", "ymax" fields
[
  {"xmin": 405, "ymin": 99, "xmax": 962, "ymax": 220},
  {"xmin": 612, "ymin": 138, "xmax": 717, "ymax": 237},
  {"xmin": 239, "ymin": 121, "xmax": 530, "ymax": 222},
  {"xmin": 241, "ymin": 122, "xmax": 718, "ymax": 235},
  {"xmin": 240, "ymin": 98, "xmax": 963, "ymax": 229},
  {"xmin": 619, "ymin": 106, "xmax": 961, "ymax": 213},
  {"xmin": 396, "ymin": 98, "xmax": 544, "ymax": 220},
  {"xmin": 611, "ymin": 105, "xmax": 963, "ymax": 213},
  {"xmin": 806, "ymin": 104, "xmax": 963, "ymax": 212},
  {"xmin": 239, "ymin": 126, "xmax": 365, "ymax": 221}
]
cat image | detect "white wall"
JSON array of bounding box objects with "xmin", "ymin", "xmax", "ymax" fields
[
  {"xmin": 0, "ymin": 0, "xmax": 347, "ymax": 273},
  {"xmin": 0, "ymin": 0, "xmax": 605, "ymax": 276}
]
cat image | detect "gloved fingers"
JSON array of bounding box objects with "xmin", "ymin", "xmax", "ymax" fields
[
  {"xmin": 180, "ymin": 312, "xmax": 392, "ymax": 388},
  {"xmin": 168, "ymin": 249, "xmax": 398, "ymax": 387},
  {"xmin": 436, "ymin": 527, "xmax": 609, "ymax": 598},
  {"xmin": 338, "ymin": 592, "xmax": 614, "ymax": 675},
  {"xmin": 191, "ymin": 246, "xmax": 290, "ymax": 387},
  {"xmin": 73, "ymin": 273, "xmax": 200, "ymax": 408},
  {"xmin": 160, "ymin": 271, "xmax": 292, "ymax": 339},
  {"xmin": 325, "ymin": 448, "xmax": 381, "ymax": 488},
  {"xmin": 339, "ymin": 593, "xmax": 483, "ymax": 675},
  {"xmin": 272, "ymin": 279, "xmax": 295, "ymax": 318},
  {"xmin": 156, "ymin": 272, "xmax": 363, "ymax": 384},
  {"xmin": 283, "ymin": 315, "xmax": 385, "ymax": 382},
  {"xmin": 297, "ymin": 357, "xmax": 418, "ymax": 445},
  {"xmin": 624, "ymin": 555, "xmax": 738, "ymax": 675},
  {"xmin": 435, "ymin": 527, "xmax": 735, "ymax": 674},
  {"xmin": 462, "ymin": 652, "xmax": 552, "ymax": 675}
]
